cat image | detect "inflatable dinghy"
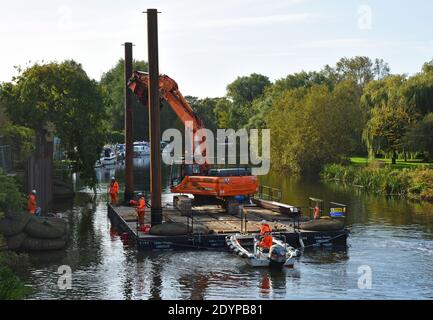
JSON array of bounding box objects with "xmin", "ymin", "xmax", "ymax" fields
[{"xmin": 226, "ymin": 234, "xmax": 300, "ymax": 268}]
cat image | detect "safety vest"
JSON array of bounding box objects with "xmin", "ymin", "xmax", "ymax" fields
[
  {"xmin": 27, "ymin": 194, "xmax": 37, "ymax": 214},
  {"xmin": 260, "ymin": 224, "xmax": 272, "ymax": 236},
  {"xmin": 136, "ymin": 197, "xmax": 146, "ymax": 211},
  {"xmin": 259, "ymin": 235, "xmax": 273, "ymax": 248},
  {"xmin": 109, "ymin": 182, "xmax": 119, "ymax": 194}
]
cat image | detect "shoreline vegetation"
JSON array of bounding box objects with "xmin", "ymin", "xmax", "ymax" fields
[
  {"xmin": 321, "ymin": 161, "xmax": 433, "ymax": 202},
  {"xmin": 0, "ymin": 170, "xmax": 31, "ymax": 299}
]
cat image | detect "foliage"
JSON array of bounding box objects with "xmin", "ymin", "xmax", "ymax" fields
[
  {"xmin": 99, "ymin": 59, "xmax": 151, "ymax": 140},
  {"xmin": 267, "ymin": 80, "xmax": 363, "ymax": 174},
  {"xmin": 185, "ymin": 96, "xmax": 220, "ymax": 133},
  {"xmin": 225, "ymin": 73, "xmax": 271, "ymax": 129},
  {"xmin": 321, "ymin": 164, "xmax": 433, "ymax": 201},
  {"xmin": 404, "ymin": 113, "xmax": 433, "ymax": 161},
  {"xmin": 361, "ymin": 75, "xmax": 413, "ymax": 161},
  {"xmin": 0, "ymin": 124, "xmax": 34, "ymax": 162},
  {"xmin": 0, "ymin": 61, "xmax": 108, "ymax": 187},
  {"xmin": 0, "ymin": 169, "xmax": 25, "ymax": 215},
  {"xmin": 0, "ymin": 266, "xmax": 31, "ymax": 300}
]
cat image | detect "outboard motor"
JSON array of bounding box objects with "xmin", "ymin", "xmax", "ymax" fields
[{"xmin": 269, "ymin": 244, "xmax": 287, "ymax": 268}]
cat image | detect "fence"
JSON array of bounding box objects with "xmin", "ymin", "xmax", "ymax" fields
[{"xmin": 0, "ymin": 145, "xmax": 12, "ymax": 171}]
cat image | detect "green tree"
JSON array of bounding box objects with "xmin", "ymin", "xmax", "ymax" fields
[
  {"xmin": 0, "ymin": 125, "xmax": 34, "ymax": 164},
  {"xmin": 226, "ymin": 73, "xmax": 271, "ymax": 129},
  {"xmin": 402, "ymin": 65, "xmax": 433, "ymax": 116},
  {"xmin": 214, "ymin": 98, "xmax": 232, "ymax": 128},
  {"xmin": 268, "ymin": 81, "xmax": 363, "ymax": 174},
  {"xmin": 0, "ymin": 169, "xmax": 25, "ymax": 215},
  {"xmin": 185, "ymin": 96, "xmax": 219, "ymax": 133},
  {"xmin": 99, "ymin": 59, "xmax": 149, "ymax": 140},
  {"xmin": 361, "ymin": 75, "xmax": 407, "ymax": 159},
  {"xmin": 365, "ymin": 105, "xmax": 412, "ymax": 164},
  {"xmin": 0, "ymin": 61, "xmax": 107, "ymax": 187},
  {"xmin": 404, "ymin": 113, "xmax": 433, "ymax": 161}
]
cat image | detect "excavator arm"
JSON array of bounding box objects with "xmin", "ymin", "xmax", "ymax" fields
[{"xmin": 128, "ymin": 71, "xmax": 209, "ymax": 171}]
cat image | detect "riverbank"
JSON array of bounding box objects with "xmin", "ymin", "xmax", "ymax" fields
[{"xmin": 321, "ymin": 163, "xmax": 433, "ymax": 202}]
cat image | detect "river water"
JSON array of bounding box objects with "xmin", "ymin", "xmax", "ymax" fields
[{"xmin": 22, "ymin": 160, "xmax": 433, "ymax": 300}]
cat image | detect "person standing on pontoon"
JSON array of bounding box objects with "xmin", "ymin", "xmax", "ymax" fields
[{"xmin": 108, "ymin": 177, "xmax": 119, "ymax": 205}]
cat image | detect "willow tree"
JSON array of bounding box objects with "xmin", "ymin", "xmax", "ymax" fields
[
  {"xmin": 268, "ymin": 80, "xmax": 363, "ymax": 174},
  {"xmin": 0, "ymin": 60, "xmax": 108, "ymax": 188}
]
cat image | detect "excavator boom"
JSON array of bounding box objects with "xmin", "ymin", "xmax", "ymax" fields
[{"xmin": 128, "ymin": 71, "xmax": 259, "ymax": 211}]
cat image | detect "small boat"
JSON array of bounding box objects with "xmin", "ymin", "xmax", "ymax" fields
[
  {"xmin": 226, "ymin": 234, "xmax": 300, "ymax": 268},
  {"xmin": 103, "ymin": 148, "xmax": 117, "ymax": 165},
  {"xmin": 133, "ymin": 142, "xmax": 150, "ymax": 157}
]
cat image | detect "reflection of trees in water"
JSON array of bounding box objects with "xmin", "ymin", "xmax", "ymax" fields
[
  {"xmin": 66, "ymin": 193, "xmax": 104, "ymax": 268},
  {"xmin": 302, "ymin": 248, "xmax": 349, "ymax": 265}
]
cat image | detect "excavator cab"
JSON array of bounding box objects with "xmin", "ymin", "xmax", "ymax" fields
[{"xmin": 169, "ymin": 160, "xmax": 201, "ymax": 188}]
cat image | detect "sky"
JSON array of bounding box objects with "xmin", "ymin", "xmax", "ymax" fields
[{"xmin": 1, "ymin": 0, "xmax": 433, "ymax": 97}]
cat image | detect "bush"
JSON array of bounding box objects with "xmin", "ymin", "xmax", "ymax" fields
[
  {"xmin": 321, "ymin": 164, "xmax": 433, "ymax": 201},
  {"xmin": 0, "ymin": 266, "xmax": 31, "ymax": 299},
  {"xmin": 0, "ymin": 169, "xmax": 25, "ymax": 215}
]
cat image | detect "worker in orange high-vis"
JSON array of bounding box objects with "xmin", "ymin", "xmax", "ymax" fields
[
  {"xmin": 259, "ymin": 220, "xmax": 273, "ymax": 250},
  {"xmin": 27, "ymin": 190, "xmax": 37, "ymax": 215},
  {"xmin": 108, "ymin": 177, "xmax": 119, "ymax": 205},
  {"xmin": 130, "ymin": 193, "xmax": 146, "ymax": 226}
]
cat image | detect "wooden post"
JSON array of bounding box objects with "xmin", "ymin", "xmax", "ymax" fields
[
  {"xmin": 124, "ymin": 42, "xmax": 134, "ymax": 203},
  {"xmin": 27, "ymin": 129, "xmax": 53, "ymax": 215},
  {"xmin": 147, "ymin": 9, "xmax": 162, "ymax": 226}
]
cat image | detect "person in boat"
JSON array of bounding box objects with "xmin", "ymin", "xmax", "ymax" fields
[
  {"xmin": 259, "ymin": 220, "xmax": 273, "ymax": 250},
  {"xmin": 130, "ymin": 193, "xmax": 146, "ymax": 227},
  {"xmin": 27, "ymin": 190, "xmax": 37, "ymax": 215},
  {"xmin": 108, "ymin": 177, "xmax": 119, "ymax": 205}
]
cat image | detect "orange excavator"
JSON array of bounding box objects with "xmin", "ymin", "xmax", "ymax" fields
[{"xmin": 128, "ymin": 71, "xmax": 259, "ymax": 213}]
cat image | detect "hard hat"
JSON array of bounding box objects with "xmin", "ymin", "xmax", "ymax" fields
[
  {"xmin": 32, "ymin": 189, "xmax": 37, "ymax": 195},
  {"xmin": 137, "ymin": 193, "xmax": 143, "ymax": 197},
  {"xmin": 111, "ymin": 177, "xmax": 115, "ymax": 180},
  {"xmin": 261, "ymin": 220, "xmax": 267, "ymax": 224}
]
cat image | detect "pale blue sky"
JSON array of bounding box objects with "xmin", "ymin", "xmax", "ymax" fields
[{"xmin": 1, "ymin": 0, "xmax": 432, "ymax": 97}]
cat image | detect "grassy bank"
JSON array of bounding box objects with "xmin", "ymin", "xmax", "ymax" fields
[
  {"xmin": 349, "ymin": 157, "xmax": 433, "ymax": 169},
  {"xmin": 321, "ymin": 163, "xmax": 433, "ymax": 202}
]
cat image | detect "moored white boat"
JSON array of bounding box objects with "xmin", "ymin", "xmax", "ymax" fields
[{"xmin": 103, "ymin": 148, "xmax": 117, "ymax": 165}]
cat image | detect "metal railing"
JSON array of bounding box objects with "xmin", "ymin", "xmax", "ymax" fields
[{"xmin": 255, "ymin": 185, "xmax": 282, "ymax": 202}]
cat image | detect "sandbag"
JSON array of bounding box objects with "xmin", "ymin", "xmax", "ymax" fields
[
  {"xmin": 24, "ymin": 217, "xmax": 67, "ymax": 239},
  {"xmin": 0, "ymin": 212, "xmax": 32, "ymax": 236},
  {"xmin": 150, "ymin": 222, "xmax": 189, "ymax": 236},
  {"xmin": 150, "ymin": 222, "xmax": 210, "ymax": 236},
  {"xmin": 6, "ymin": 232, "xmax": 28, "ymax": 250},
  {"xmin": 300, "ymin": 219, "xmax": 345, "ymax": 232},
  {"xmin": 21, "ymin": 237, "xmax": 66, "ymax": 251}
]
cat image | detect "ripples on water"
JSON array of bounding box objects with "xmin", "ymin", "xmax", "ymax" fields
[{"xmin": 22, "ymin": 168, "xmax": 433, "ymax": 300}]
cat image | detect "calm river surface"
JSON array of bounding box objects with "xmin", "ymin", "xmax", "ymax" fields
[{"xmin": 23, "ymin": 159, "xmax": 433, "ymax": 300}]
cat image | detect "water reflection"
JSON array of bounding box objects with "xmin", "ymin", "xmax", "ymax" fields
[{"xmin": 22, "ymin": 167, "xmax": 433, "ymax": 300}]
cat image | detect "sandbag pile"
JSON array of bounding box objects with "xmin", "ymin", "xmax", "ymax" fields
[
  {"xmin": 0, "ymin": 212, "xmax": 69, "ymax": 251},
  {"xmin": 300, "ymin": 218, "xmax": 345, "ymax": 232},
  {"xmin": 149, "ymin": 222, "xmax": 210, "ymax": 236}
]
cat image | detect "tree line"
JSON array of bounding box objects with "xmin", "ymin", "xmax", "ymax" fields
[
  {"xmin": 1, "ymin": 56, "xmax": 432, "ymax": 186},
  {"xmin": 186, "ymin": 56, "xmax": 433, "ymax": 174}
]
